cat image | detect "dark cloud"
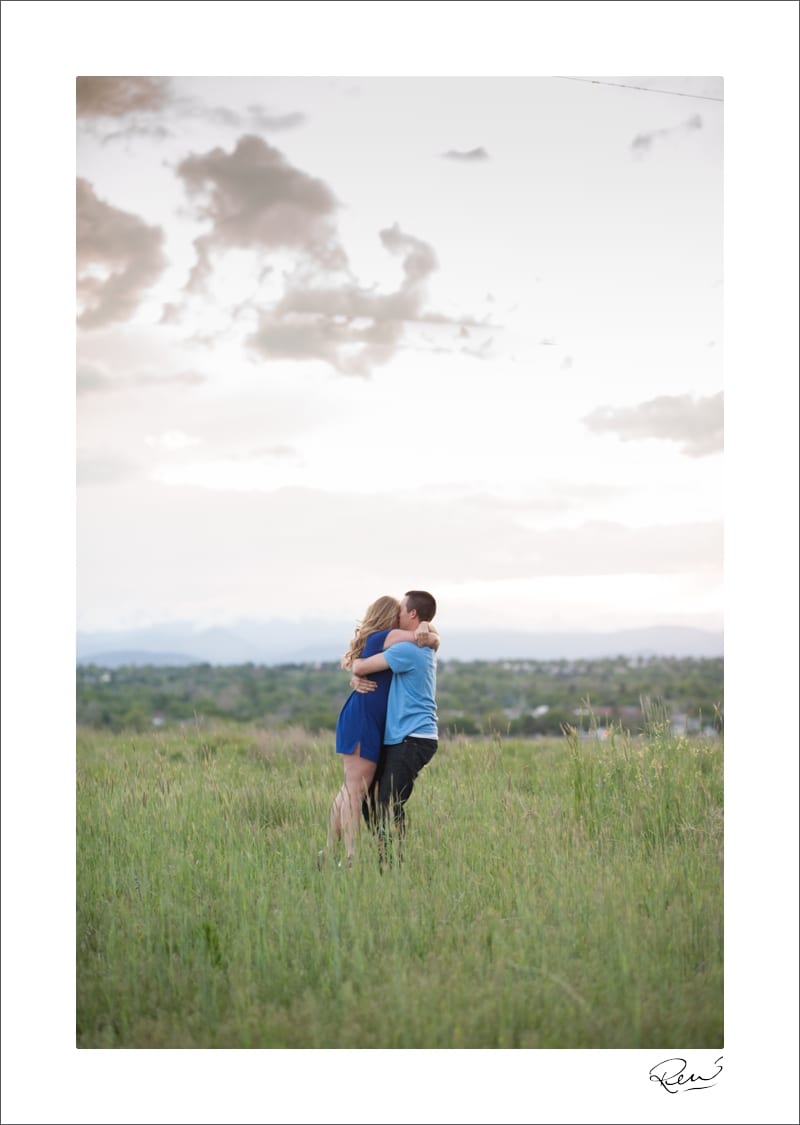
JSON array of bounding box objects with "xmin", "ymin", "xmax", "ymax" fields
[
  {"xmin": 631, "ymin": 114, "xmax": 703, "ymax": 153},
  {"xmin": 76, "ymin": 179, "xmax": 167, "ymax": 329},
  {"xmin": 246, "ymin": 223, "xmax": 474, "ymax": 376},
  {"xmin": 176, "ymin": 134, "xmax": 346, "ymax": 291},
  {"xmin": 76, "ymin": 77, "xmax": 171, "ymax": 117},
  {"xmin": 583, "ymin": 392, "xmax": 723, "ymax": 457},
  {"xmin": 441, "ymin": 147, "xmax": 489, "ymax": 161}
]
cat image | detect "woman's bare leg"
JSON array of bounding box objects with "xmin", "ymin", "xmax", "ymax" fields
[
  {"xmin": 326, "ymin": 784, "xmax": 347, "ymax": 849},
  {"xmin": 341, "ymin": 745, "xmax": 377, "ymax": 861},
  {"xmin": 321, "ymin": 746, "xmax": 376, "ymax": 864}
]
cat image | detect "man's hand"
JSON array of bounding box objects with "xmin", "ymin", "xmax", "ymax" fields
[{"xmin": 351, "ymin": 674, "xmax": 377, "ymax": 693}]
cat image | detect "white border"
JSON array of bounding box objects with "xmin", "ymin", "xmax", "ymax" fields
[{"xmin": 2, "ymin": 3, "xmax": 798, "ymax": 1124}]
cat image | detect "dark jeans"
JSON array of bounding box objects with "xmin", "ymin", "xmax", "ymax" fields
[{"xmin": 362, "ymin": 737, "xmax": 438, "ymax": 856}]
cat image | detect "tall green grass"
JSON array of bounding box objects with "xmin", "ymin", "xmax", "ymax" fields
[{"xmin": 77, "ymin": 719, "xmax": 722, "ymax": 1048}]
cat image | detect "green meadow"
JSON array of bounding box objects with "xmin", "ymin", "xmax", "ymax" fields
[{"xmin": 77, "ymin": 717, "xmax": 723, "ymax": 1048}]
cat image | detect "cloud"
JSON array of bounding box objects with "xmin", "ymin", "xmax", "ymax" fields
[
  {"xmin": 76, "ymin": 179, "xmax": 167, "ymax": 329},
  {"xmin": 247, "ymin": 444, "xmax": 301, "ymax": 461},
  {"xmin": 79, "ymin": 482, "xmax": 722, "ymax": 608},
  {"xmin": 176, "ymin": 134, "xmax": 346, "ymax": 291},
  {"xmin": 168, "ymin": 138, "xmax": 489, "ymax": 368},
  {"xmin": 173, "ymin": 101, "xmax": 306, "ymax": 132},
  {"xmin": 246, "ymin": 107, "xmax": 306, "ymax": 131},
  {"xmin": 582, "ymin": 392, "xmax": 723, "ymax": 457},
  {"xmin": 379, "ymin": 224, "xmax": 438, "ymax": 283},
  {"xmin": 87, "ymin": 93, "xmax": 305, "ymax": 146},
  {"xmin": 76, "ymin": 363, "xmax": 113, "ymax": 394},
  {"xmin": 100, "ymin": 123, "xmax": 173, "ymax": 146},
  {"xmin": 460, "ymin": 336, "xmax": 494, "ymax": 359},
  {"xmin": 144, "ymin": 430, "xmax": 202, "ymax": 450},
  {"xmin": 159, "ymin": 303, "xmax": 183, "ymax": 326},
  {"xmin": 631, "ymin": 114, "xmax": 703, "ymax": 153},
  {"xmin": 425, "ymin": 481, "xmax": 627, "ymax": 516},
  {"xmin": 246, "ymin": 223, "xmax": 455, "ymax": 376},
  {"xmin": 76, "ymin": 77, "xmax": 171, "ymax": 117},
  {"xmin": 441, "ymin": 147, "xmax": 489, "ymax": 161},
  {"xmin": 246, "ymin": 222, "xmax": 492, "ymax": 375},
  {"xmin": 77, "ymin": 362, "xmax": 206, "ymax": 394},
  {"xmin": 76, "ymin": 453, "xmax": 140, "ymax": 486}
]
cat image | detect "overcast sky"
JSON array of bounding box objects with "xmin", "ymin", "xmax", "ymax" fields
[{"xmin": 74, "ymin": 73, "xmax": 726, "ymax": 636}]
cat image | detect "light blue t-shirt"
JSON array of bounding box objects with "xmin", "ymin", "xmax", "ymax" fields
[{"xmin": 382, "ymin": 642, "xmax": 438, "ymax": 744}]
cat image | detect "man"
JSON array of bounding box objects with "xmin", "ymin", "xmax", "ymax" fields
[{"xmin": 351, "ymin": 590, "xmax": 438, "ymax": 860}]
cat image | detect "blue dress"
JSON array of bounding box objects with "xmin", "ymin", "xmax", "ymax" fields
[{"xmin": 335, "ymin": 629, "xmax": 392, "ymax": 764}]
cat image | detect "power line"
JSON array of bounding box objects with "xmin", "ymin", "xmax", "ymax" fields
[{"xmin": 556, "ymin": 76, "xmax": 723, "ymax": 102}]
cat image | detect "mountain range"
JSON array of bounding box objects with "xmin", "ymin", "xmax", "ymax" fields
[{"xmin": 76, "ymin": 619, "xmax": 723, "ymax": 667}]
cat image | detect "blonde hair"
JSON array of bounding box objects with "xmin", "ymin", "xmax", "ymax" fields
[{"xmin": 341, "ymin": 595, "xmax": 400, "ymax": 669}]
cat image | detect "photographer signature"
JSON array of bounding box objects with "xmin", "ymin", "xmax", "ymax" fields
[{"xmin": 649, "ymin": 1056, "xmax": 723, "ymax": 1093}]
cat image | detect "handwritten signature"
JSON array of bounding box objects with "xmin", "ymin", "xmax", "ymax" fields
[{"xmin": 649, "ymin": 1056, "xmax": 723, "ymax": 1093}]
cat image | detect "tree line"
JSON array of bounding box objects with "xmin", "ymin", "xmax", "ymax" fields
[{"xmin": 76, "ymin": 655, "xmax": 724, "ymax": 737}]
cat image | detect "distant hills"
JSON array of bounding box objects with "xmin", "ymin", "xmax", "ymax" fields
[{"xmin": 76, "ymin": 620, "xmax": 723, "ymax": 667}]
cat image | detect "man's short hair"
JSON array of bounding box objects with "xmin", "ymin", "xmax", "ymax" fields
[{"xmin": 405, "ymin": 590, "xmax": 437, "ymax": 622}]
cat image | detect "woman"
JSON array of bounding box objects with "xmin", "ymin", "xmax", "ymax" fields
[{"xmin": 318, "ymin": 595, "xmax": 438, "ymax": 867}]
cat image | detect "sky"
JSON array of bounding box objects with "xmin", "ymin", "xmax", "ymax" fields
[
  {"xmin": 2, "ymin": 3, "xmax": 799, "ymax": 1124},
  {"xmin": 75, "ymin": 72, "xmax": 725, "ymax": 637}
]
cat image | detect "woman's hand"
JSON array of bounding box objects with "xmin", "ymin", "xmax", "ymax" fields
[
  {"xmin": 351, "ymin": 674, "xmax": 377, "ymax": 693},
  {"xmin": 414, "ymin": 622, "xmax": 440, "ymax": 650}
]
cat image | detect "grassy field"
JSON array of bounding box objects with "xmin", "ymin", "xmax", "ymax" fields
[{"xmin": 76, "ymin": 717, "xmax": 723, "ymax": 1048}]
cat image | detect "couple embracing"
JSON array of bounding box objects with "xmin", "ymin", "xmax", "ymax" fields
[{"xmin": 319, "ymin": 590, "xmax": 439, "ymax": 868}]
